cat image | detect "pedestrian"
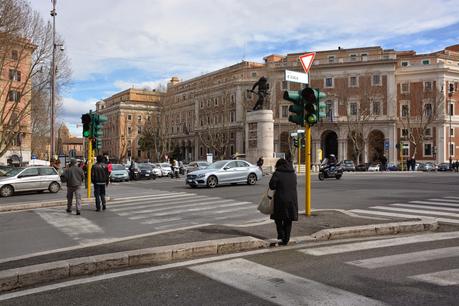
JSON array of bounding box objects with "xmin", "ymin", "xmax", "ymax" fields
[
  {"xmin": 91, "ymin": 155, "xmax": 109, "ymax": 211},
  {"xmin": 269, "ymin": 158, "xmax": 298, "ymax": 246},
  {"xmin": 63, "ymin": 158, "xmax": 85, "ymax": 215},
  {"xmin": 256, "ymin": 157, "xmax": 264, "ymax": 173},
  {"xmin": 107, "ymin": 160, "xmax": 113, "ymax": 182},
  {"xmin": 173, "ymin": 159, "xmax": 180, "ymax": 178},
  {"xmin": 456, "ymin": 160, "xmax": 459, "ymax": 172}
]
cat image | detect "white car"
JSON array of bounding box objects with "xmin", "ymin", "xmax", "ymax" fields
[
  {"xmin": 148, "ymin": 163, "xmax": 162, "ymax": 177},
  {"xmin": 156, "ymin": 163, "xmax": 172, "ymax": 177},
  {"xmin": 367, "ymin": 163, "xmax": 381, "ymax": 172}
]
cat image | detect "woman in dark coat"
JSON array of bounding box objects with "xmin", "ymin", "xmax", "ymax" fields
[{"xmin": 269, "ymin": 158, "xmax": 298, "ymax": 245}]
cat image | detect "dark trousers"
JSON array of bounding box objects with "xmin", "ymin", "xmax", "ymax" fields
[
  {"xmin": 275, "ymin": 219, "xmax": 292, "ymax": 244},
  {"xmin": 93, "ymin": 183, "xmax": 106, "ymax": 210}
]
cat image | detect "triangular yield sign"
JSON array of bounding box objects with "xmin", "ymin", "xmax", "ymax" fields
[{"xmin": 299, "ymin": 52, "xmax": 316, "ymax": 74}]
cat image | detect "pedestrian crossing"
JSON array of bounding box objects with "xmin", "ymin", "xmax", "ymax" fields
[
  {"xmin": 108, "ymin": 190, "xmax": 262, "ymax": 230},
  {"xmin": 348, "ymin": 196, "xmax": 459, "ymax": 224}
]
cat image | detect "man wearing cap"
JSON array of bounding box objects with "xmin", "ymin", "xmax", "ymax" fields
[{"xmin": 63, "ymin": 158, "xmax": 85, "ymax": 215}]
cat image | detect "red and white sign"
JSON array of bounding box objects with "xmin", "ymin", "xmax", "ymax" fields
[{"xmin": 299, "ymin": 52, "xmax": 316, "ymax": 74}]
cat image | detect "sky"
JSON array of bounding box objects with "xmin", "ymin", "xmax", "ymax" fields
[{"xmin": 29, "ymin": 0, "xmax": 459, "ymax": 136}]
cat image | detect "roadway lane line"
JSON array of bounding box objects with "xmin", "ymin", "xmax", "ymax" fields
[
  {"xmin": 110, "ymin": 193, "xmax": 176, "ymax": 201},
  {"xmin": 349, "ymin": 209, "xmax": 459, "ymax": 224},
  {"xmin": 391, "ymin": 203, "xmax": 459, "ymax": 212},
  {"xmin": 346, "ymin": 246, "xmax": 459, "ymax": 269},
  {"xmin": 409, "ymin": 268, "xmax": 459, "ymax": 286},
  {"xmin": 190, "ymin": 258, "xmax": 385, "ymax": 306},
  {"xmin": 110, "ymin": 195, "xmax": 216, "ymax": 212},
  {"xmin": 409, "ymin": 201, "xmax": 459, "ymax": 207},
  {"xmin": 428, "ymin": 198, "xmax": 459, "ymax": 203},
  {"xmin": 152, "ymin": 201, "xmax": 252, "ymax": 216},
  {"xmin": 299, "ymin": 231, "xmax": 459, "ymax": 256},
  {"xmin": 140, "ymin": 217, "xmax": 183, "ymax": 225},
  {"xmin": 370, "ymin": 206, "xmax": 459, "ymax": 218},
  {"xmin": 110, "ymin": 193, "xmax": 192, "ymax": 206}
]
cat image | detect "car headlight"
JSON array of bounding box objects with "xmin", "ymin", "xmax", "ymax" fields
[{"xmin": 197, "ymin": 173, "xmax": 206, "ymax": 178}]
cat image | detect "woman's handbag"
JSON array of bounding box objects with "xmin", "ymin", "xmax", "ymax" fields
[{"xmin": 257, "ymin": 188, "xmax": 275, "ymax": 215}]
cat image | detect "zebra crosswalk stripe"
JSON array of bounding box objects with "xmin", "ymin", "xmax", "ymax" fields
[
  {"xmin": 299, "ymin": 231, "xmax": 459, "ymax": 256},
  {"xmin": 391, "ymin": 203, "xmax": 459, "ymax": 212},
  {"xmin": 409, "ymin": 268, "xmax": 459, "ymax": 286},
  {"xmin": 349, "ymin": 209, "xmax": 459, "ymax": 224},
  {"xmin": 370, "ymin": 206, "xmax": 459, "ymax": 218},
  {"xmin": 346, "ymin": 246, "xmax": 459, "ymax": 269},
  {"xmin": 190, "ymin": 258, "xmax": 385, "ymax": 306},
  {"xmin": 409, "ymin": 200, "xmax": 459, "ymax": 207},
  {"xmin": 111, "ymin": 196, "xmax": 220, "ymax": 213}
]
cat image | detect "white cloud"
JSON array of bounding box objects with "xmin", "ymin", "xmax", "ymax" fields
[{"xmin": 59, "ymin": 97, "xmax": 98, "ymax": 124}]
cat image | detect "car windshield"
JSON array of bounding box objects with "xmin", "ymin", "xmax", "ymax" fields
[
  {"xmin": 3, "ymin": 167, "xmax": 23, "ymax": 177},
  {"xmin": 207, "ymin": 161, "xmax": 228, "ymax": 169},
  {"xmin": 112, "ymin": 164, "xmax": 125, "ymax": 170},
  {"xmin": 198, "ymin": 162, "xmax": 209, "ymax": 167},
  {"xmin": 138, "ymin": 164, "xmax": 152, "ymax": 170},
  {"xmin": 160, "ymin": 163, "xmax": 171, "ymax": 168}
]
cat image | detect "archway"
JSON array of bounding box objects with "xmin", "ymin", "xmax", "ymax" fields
[
  {"xmin": 321, "ymin": 130, "xmax": 338, "ymax": 160},
  {"xmin": 368, "ymin": 130, "xmax": 385, "ymax": 162}
]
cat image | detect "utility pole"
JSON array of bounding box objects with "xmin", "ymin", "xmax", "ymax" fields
[{"xmin": 50, "ymin": 1, "xmax": 57, "ymax": 161}]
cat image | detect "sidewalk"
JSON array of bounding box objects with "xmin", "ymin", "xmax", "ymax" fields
[{"xmin": 0, "ymin": 209, "xmax": 443, "ymax": 292}]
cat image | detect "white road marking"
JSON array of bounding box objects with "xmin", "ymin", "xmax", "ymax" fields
[
  {"xmin": 391, "ymin": 203, "xmax": 459, "ymax": 212},
  {"xmin": 110, "ymin": 192, "xmax": 192, "ymax": 206},
  {"xmin": 444, "ymin": 196, "xmax": 459, "ymax": 200},
  {"xmin": 346, "ymin": 246, "xmax": 459, "ymax": 269},
  {"xmin": 152, "ymin": 201, "xmax": 252, "ymax": 216},
  {"xmin": 409, "ymin": 201, "xmax": 459, "ymax": 208},
  {"xmin": 349, "ymin": 209, "xmax": 459, "ymax": 224},
  {"xmin": 299, "ymin": 231, "xmax": 459, "ymax": 256},
  {"xmin": 370, "ymin": 206, "xmax": 459, "ymax": 218},
  {"xmin": 190, "ymin": 258, "xmax": 385, "ymax": 306},
  {"xmin": 110, "ymin": 196, "xmax": 218, "ymax": 213},
  {"xmin": 428, "ymin": 198, "xmax": 459, "ymax": 203},
  {"xmin": 409, "ymin": 268, "xmax": 459, "ymax": 286}
]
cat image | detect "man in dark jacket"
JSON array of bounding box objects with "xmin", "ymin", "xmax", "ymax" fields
[
  {"xmin": 63, "ymin": 158, "xmax": 85, "ymax": 215},
  {"xmin": 91, "ymin": 155, "xmax": 109, "ymax": 211},
  {"xmin": 269, "ymin": 158, "xmax": 298, "ymax": 245}
]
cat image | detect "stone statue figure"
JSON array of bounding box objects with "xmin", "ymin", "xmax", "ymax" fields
[{"xmin": 248, "ymin": 76, "xmax": 269, "ymax": 111}]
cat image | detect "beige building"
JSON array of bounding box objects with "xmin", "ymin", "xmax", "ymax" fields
[
  {"xmin": 57, "ymin": 124, "xmax": 84, "ymax": 158},
  {"xmin": 0, "ymin": 36, "xmax": 35, "ymax": 165},
  {"xmin": 96, "ymin": 88, "xmax": 163, "ymax": 162}
]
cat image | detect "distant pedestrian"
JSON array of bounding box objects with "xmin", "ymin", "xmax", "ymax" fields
[
  {"xmin": 91, "ymin": 155, "xmax": 109, "ymax": 211},
  {"xmin": 63, "ymin": 158, "xmax": 85, "ymax": 215},
  {"xmin": 269, "ymin": 158, "xmax": 298, "ymax": 245},
  {"xmin": 107, "ymin": 160, "xmax": 113, "ymax": 182},
  {"xmin": 256, "ymin": 157, "xmax": 264, "ymax": 173}
]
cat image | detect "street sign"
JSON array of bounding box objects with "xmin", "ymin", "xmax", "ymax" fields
[
  {"xmin": 285, "ymin": 70, "xmax": 308, "ymax": 84},
  {"xmin": 299, "ymin": 52, "xmax": 316, "ymax": 73}
]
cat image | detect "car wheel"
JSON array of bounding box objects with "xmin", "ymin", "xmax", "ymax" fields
[
  {"xmin": 207, "ymin": 176, "xmax": 218, "ymax": 188},
  {"xmin": 247, "ymin": 173, "xmax": 257, "ymax": 185},
  {"xmin": 0, "ymin": 185, "xmax": 14, "ymax": 197},
  {"xmin": 190, "ymin": 185, "xmax": 197, "ymax": 188},
  {"xmin": 318, "ymin": 172, "xmax": 325, "ymax": 181},
  {"xmin": 336, "ymin": 174, "xmax": 342, "ymax": 180},
  {"xmin": 48, "ymin": 182, "xmax": 60, "ymax": 193}
]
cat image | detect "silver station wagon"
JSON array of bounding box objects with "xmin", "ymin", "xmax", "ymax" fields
[{"xmin": 0, "ymin": 166, "xmax": 61, "ymax": 197}]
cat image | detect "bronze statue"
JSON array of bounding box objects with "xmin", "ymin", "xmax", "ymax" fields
[{"xmin": 248, "ymin": 76, "xmax": 269, "ymax": 111}]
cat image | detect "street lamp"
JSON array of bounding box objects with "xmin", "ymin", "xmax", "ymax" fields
[{"xmin": 449, "ymin": 83, "xmax": 454, "ymax": 166}]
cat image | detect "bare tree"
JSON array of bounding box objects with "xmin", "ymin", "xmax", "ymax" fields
[
  {"xmin": 0, "ymin": 0, "xmax": 71, "ymax": 160},
  {"xmin": 399, "ymin": 82, "xmax": 444, "ymax": 158}
]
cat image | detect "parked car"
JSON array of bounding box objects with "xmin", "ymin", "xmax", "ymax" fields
[
  {"xmin": 110, "ymin": 164, "xmax": 129, "ymax": 182},
  {"xmin": 355, "ymin": 163, "xmax": 369, "ymax": 172},
  {"xmin": 338, "ymin": 160, "xmax": 355, "ymax": 172},
  {"xmin": 157, "ymin": 163, "xmax": 172, "ymax": 177},
  {"xmin": 386, "ymin": 162, "xmax": 399, "ymax": 171},
  {"xmin": 148, "ymin": 163, "xmax": 162, "ymax": 177},
  {"xmin": 437, "ymin": 162, "xmax": 452, "ymax": 171},
  {"xmin": 184, "ymin": 161, "xmax": 210, "ymax": 174},
  {"xmin": 367, "ymin": 163, "xmax": 381, "ymax": 172},
  {"xmin": 0, "ymin": 166, "xmax": 61, "ymax": 197},
  {"xmin": 186, "ymin": 160, "xmax": 262, "ymax": 188},
  {"xmin": 137, "ymin": 163, "xmax": 156, "ymax": 179}
]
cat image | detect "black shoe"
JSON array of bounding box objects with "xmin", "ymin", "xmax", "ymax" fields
[
  {"xmin": 66, "ymin": 209, "xmax": 71, "ymax": 213},
  {"xmin": 96, "ymin": 208, "xmax": 100, "ymax": 211},
  {"xmin": 76, "ymin": 211, "xmax": 81, "ymax": 215},
  {"xmin": 102, "ymin": 205, "xmax": 106, "ymax": 210}
]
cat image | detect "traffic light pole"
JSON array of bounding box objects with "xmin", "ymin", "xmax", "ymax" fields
[
  {"xmin": 87, "ymin": 138, "xmax": 93, "ymax": 198},
  {"xmin": 305, "ymin": 124, "xmax": 311, "ymax": 216},
  {"xmin": 297, "ymin": 140, "xmax": 301, "ymax": 174}
]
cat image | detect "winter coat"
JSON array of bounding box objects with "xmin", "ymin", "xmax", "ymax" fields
[
  {"xmin": 269, "ymin": 162, "xmax": 298, "ymax": 221},
  {"xmin": 91, "ymin": 163, "xmax": 109, "ymax": 185},
  {"xmin": 64, "ymin": 165, "xmax": 84, "ymax": 187}
]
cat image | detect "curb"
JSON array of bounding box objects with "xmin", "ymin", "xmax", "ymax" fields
[
  {"xmin": 0, "ymin": 197, "xmax": 112, "ymax": 213},
  {"xmin": 0, "ymin": 219, "xmax": 438, "ymax": 292}
]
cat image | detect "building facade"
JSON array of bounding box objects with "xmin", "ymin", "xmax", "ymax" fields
[
  {"xmin": 96, "ymin": 88, "xmax": 163, "ymax": 162},
  {"xmin": 57, "ymin": 124, "xmax": 84, "ymax": 158},
  {"xmin": 0, "ymin": 36, "xmax": 35, "ymax": 165}
]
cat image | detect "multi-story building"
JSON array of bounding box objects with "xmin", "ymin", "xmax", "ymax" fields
[
  {"xmin": 96, "ymin": 88, "xmax": 163, "ymax": 162},
  {"xmin": 57, "ymin": 124, "xmax": 84, "ymax": 158},
  {"xmin": 163, "ymin": 45, "xmax": 459, "ymax": 165},
  {"xmin": 0, "ymin": 36, "xmax": 35, "ymax": 165}
]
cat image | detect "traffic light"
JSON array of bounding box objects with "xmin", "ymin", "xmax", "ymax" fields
[
  {"xmin": 81, "ymin": 113, "xmax": 91, "ymax": 138},
  {"xmin": 92, "ymin": 114, "xmax": 108, "ymax": 151},
  {"xmin": 302, "ymin": 87, "xmax": 327, "ymax": 126},
  {"xmin": 284, "ymin": 90, "xmax": 304, "ymax": 126},
  {"xmin": 293, "ymin": 138, "xmax": 299, "ymax": 147},
  {"xmin": 301, "ymin": 137, "xmax": 305, "ymax": 148}
]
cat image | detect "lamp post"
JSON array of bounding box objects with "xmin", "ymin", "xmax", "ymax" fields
[
  {"xmin": 449, "ymin": 88, "xmax": 453, "ymax": 167},
  {"xmin": 49, "ymin": 1, "xmax": 57, "ymax": 161}
]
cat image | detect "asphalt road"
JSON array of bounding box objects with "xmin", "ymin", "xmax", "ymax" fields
[{"xmin": 2, "ymin": 232, "xmax": 458, "ymax": 306}]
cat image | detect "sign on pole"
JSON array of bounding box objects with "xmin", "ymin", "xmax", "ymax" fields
[
  {"xmin": 285, "ymin": 70, "xmax": 309, "ymax": 84},
  {"xmin": 299, "ymin": 52, "xmax": 316, "ymax": 74}
]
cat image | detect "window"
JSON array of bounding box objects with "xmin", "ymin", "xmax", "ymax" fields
[
  {"xmin": 39, "ymin": 167, "xmax": 57, "ymax": 176},
  {"xmin": 9, "ymin": 69, "xmax": 21, "ymax": 81},
  {"xmin": 281, "ymin": 105, "xmax": 288, "ymax": 118},
  {"xmin": 325, "ymin": 101, "xmax": 333, "ymax": 120},
  {"xmin": 226, "ymin": 161, "xmax": 238, "ymax": 168},
  {"xmin": 450, "ymin": 143, "xmax": 455, "ymax": 156},
  {"xmin": 422, "ymin": 59, "xmax": 430, "ymax": 65},
  {"xmin": 349, "ymin": 76, "xmax": 358, "ymax": 87},
  {"xmin": 137, "ymin": 115, "xmax": 141, "ymax": 123},
  {"xmin": 449, "ymin": 103, "xmax": 454, "ymax": 116},
  {"xmin": 281, "ymin": 81, "xmax": 288, "ymax": 90},
  {"xmin": 137, "ymin": 150, "xmax": 141, "ymax": 157},
  {"xmin": 127, "ymin": 114, "xmax": 132, "ymax": 120},
  {"xmin": 8, "ymin": 90, "xmax": 20, "ymax": 102},
  {"xmin": 401, "ymin": 61, "xmax": 409, "ymax": 67},
  {"xmin": 450, "ymin": 127, "xmax": 455, "ymax": 137},
  {"xmin": 251, "ymin": 72, "xmax": 257, "ymax": 78},
  {"xmin": 137, "ymin": 126, "xmax": 142, "ymax": 134},
  {"xmin": 424, "ymin": 143, "xmax": 433, "ymax": 156},
  {"xmin": 200, "ymin": 101, "xmax": 203, "ymax": 108},
  {"xmin": 328, "ymin": 56, "xmax": 335, "ymax": 63},
  {"xmin": 147, "ymin": 115, "xmax": 151, "ymax": 122},
  {"xmin": 349, "ymin": 102, "xmax": 358, "ymax": 116},
  {"xmin": 424, "ymin": 81, "xmax": 432, "ymax": 92},
  {"xmin": 21, "ymin": 168, "xmax": 39, "ymax": 177},
  {"xmin": 424, "ymin": 127, "xmax": 432, "ymax": 137},
  {"xmin": 401, "ymin": 129, "xmax": 408, "ymax": 137},
  {"xmin": 424, "ymin": 103, "xmax": 432, "ymax": 117},
  {"xmin": 372, "ymin": 74, "xmax": 381, "ymax": 86},
  {"xmin": 361, "ymin": 53, "xmax": 368, "ymax": 61},
  {"xmin": 401, "ymin": 83, "xmax": 409, "ymax": 93},
  {"xmin": 127, "ymin": 127, "xmax": 132, "ymax": 135},
  {"xmin": 127, "ymin": 139, "xmax": 131, "ymax": 146},
  {"xmin": 325, "ymin": 77, "xmax": 333, "ymax": 88},
  {"xmin": 350, "ymin": 54, "xmax": 357, "ymax": 62},
  {"xmin": 402, "ymin": 143, "xmax": 409, "ymax": 156},
  {"xmin": 11, "ymin": 50, "xmax": 18, "ymax": 60},
  {"xmin": 230, "ymin": 111, "xmax": 236, "ymax": 122},
  {"xmin": 372, "ymin": 101, "xmax": 381, "ymax": 116},
  {"xmin": 214, "ymin": 98, "xmax": 218, "ymax": 106},
  {"xmin": 401, "ymin": 104, "xmax": 409, "ymax": 117}
]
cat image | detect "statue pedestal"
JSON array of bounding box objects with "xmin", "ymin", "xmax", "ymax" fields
[{"xmin": 245, "ymin": 110, "xmax": 276, "ymax": 168}]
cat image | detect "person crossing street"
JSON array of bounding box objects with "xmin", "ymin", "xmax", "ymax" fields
[
  {"xmin": 91, "ymin": 155, "xmax": 110, "ymax": 211},
  {"xmin": 63, "ymin": 158, "xmax": 85, "ymax": 215}
]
